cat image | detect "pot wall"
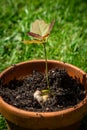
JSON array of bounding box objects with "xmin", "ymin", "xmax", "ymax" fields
[
  {"xmin": 6, "ymin": 120, "xmax": 80, "ymax": 130},
  {"xmin": 0, "ymin": 60, "xmax": 87, "ymax": 130}
]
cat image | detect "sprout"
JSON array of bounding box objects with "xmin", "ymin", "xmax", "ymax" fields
[{"xmin": 23, "ymin": 19, "xmax": 55, "ymax": 102}]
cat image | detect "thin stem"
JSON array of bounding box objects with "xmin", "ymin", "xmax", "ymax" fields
[{"xmin": 43, "ymin": 42, "xmax": 49, "ymax": 89}]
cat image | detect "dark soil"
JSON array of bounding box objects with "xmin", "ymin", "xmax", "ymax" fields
[{"xmin": 0, "ymin": 68, "xmax": 86, "ymax": 112}]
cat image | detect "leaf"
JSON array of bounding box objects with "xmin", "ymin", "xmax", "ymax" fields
[
  {"xmin": 48, "ymin": 20, "xmax": 55, "ymax": 34},
  {"xmin": 23, "ymin": 40, "xmax": 43, "ymax": 44},
  {"xmin": 23, "ymin": 20, "xmax": 55, "ymax": 45},
  {"xmin": 41, "ymin": 89, "xmax": 50, "ymax": 95},
  {"xmin": 28, "ymin": 32, "xmax": 42, "ymax": 39},
  {"xmin": 30, "ymin": 20, "xmax": 50, "ymax": 37}
]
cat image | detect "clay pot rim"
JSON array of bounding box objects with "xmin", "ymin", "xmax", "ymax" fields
[{"xmin": 0, "ymin": 60, "xmax": 87, "ymax": 118}]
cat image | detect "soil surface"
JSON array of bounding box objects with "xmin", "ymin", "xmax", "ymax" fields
[{"xmin": 0, "ymin": 68, "xmax": 86, "ymax": 112}]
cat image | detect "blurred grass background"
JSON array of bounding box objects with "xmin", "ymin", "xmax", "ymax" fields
[{"xmin": 0, "ymin": 0, "xmax": 87, "ymax": 129}]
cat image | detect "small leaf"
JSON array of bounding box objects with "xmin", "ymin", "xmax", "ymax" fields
[
  {"xmin": 42, "ymin": 89, "xmax": 50, "ymax": 95},
  {"xmin": 30, "ymin": 20, "xmax": 50, "ymax": 37},
  {"xmin": 48, "ymin": 20, "xmax": 55, "ymax": 34},
  {"xmin": 23, "ymin": 40, "xmax": 43, "ymax": 44},
  {"xmin": 28, "ymin": 32, "xmax": 43, "ymax": 39},
  {"xmin": 23, "ymin": 20, "xmax": 55, "ymax": 45}
]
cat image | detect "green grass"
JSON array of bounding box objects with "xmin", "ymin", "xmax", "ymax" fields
[
  {"xmin": 0, "ymin": 0, "xmax": 87, "ymax": 129},
  {"xmin": 0, "ymin": 115, "xmax": 7, "ymax": 130}
]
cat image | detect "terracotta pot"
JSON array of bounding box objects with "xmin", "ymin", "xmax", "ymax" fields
[{"xmin": 0, "ymin": 60, "xmax": 87, "ymax": 130}]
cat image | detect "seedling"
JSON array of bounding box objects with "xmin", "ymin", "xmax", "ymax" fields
[{"xmin": 23, "ymin": 19, "xmax": 55, "ymax": 103}]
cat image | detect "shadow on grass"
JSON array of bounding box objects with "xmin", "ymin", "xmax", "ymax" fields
[{"xmin": 79, "ymin": 115, "xmax": 87, "ymax": 130}]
